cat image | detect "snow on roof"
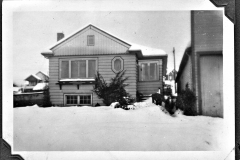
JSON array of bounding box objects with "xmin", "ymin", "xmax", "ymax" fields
[
  {"xmin": 33, "ymin": 83, "xmax": 48, "ymax": 90},
  {"xmin": 25, "ymin": 74, "xmax": 41, "ymax": 81},
  {"xmin": 129, "ymin": 43, "xmax": 167, "ymax": 56},
  {"xmin": 59, "ymin": 79, "xmax": 95, "ymax": 82},
  {"xmin": 44, "ymin": 24, "xmax": 166, "ymax": 57}
]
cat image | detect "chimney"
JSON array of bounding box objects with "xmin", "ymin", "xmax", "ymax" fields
[{"xmin": 57, "ymin": 32, "xmax": 64, "ymax": 41}]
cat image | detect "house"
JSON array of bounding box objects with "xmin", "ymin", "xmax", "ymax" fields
[
  {"xmin": 175, "ymin": 11, "xmax": 223, "ymax": 118},
  {"xmin": 41, "ymin": 24, "xmax": 168, "ymax": 106},
  {"xmin": 24, "ymin": 71, "xmax": 49, "ymax": 92},
  {"xmin": 25, "ymin": 71, "xmax": 49, "ymax": 86}
]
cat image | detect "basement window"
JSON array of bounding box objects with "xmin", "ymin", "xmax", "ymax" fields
[
  {"xmin": 65, "ymin": 94, "xmax": 92, "ymax": 106},
  {"xmin": 87, "ymin": 35, "xmax": 95, "ymax": 46}
]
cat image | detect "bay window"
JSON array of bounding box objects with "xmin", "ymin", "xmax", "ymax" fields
[
  {"xmin": 139, "ymin": 61, "xmax": 160, "ymax": 81},
  {"xmin": 60, "ymin": 58, "xmax": 97, "ymax": 79}
]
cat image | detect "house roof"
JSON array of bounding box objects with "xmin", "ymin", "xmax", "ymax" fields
[
  {"xmin": 36, "ymin": 71, "xmax": 49, "ymax": 77},
  {"xmin": 129, "ymin": 43, "xmax": 167, "ymax": 56},
  {"xmin": 49, "ymin": 24, "xmax": 131, "ymax": 50},
  {"xmin": 41, "ymin": 24, "xmax": 167, "ymax": 58},
  {"xmin": 25, "ymin": 74, "xmax": 41, "ymax": 81},
  {"xmin": 175, "ymin": 47, "xmax": 192, "ymax": 82}
]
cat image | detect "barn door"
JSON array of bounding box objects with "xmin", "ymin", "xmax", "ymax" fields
[{"xmin": 200, "ymin": 55, "xmax": 223, "ymax": 117}]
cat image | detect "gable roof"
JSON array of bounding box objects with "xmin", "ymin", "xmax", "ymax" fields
[
  {"xmin": 41, "ymin": 24, "xmax": 167, "ymax": 58},
  {"xmin": 50, "ymin": 24, "xmax": 131, "ymax": 50},
  {"xmin": 25, "ymin": 74, "xmax": 41, "ymax": 81}
]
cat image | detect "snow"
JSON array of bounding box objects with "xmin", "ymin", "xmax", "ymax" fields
[
  {"xmin": 14, "ymin": 98, "xmax": 224, "ymax": 151},
  {"xmin": 33, "ymin": 83, "xmax": 48, "ymax": 90},
  {"xmin": 129, "ymin": 43, "xmax": 167, "ymax": 56},
  {"xmin": 59, "ymin": 78, "xmax": 95, "ymax": 82},
  {"xmin": 25, "ymin": 74, "xmax": 41, "ymax": 80},
  {"xmin": 46, "ymin": 24, "xmax": 167, "ymax": 57}
]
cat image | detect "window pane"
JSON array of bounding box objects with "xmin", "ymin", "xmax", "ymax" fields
[
  {"xmin": 61, "ymin": 61, "xmax": 69, "ymax": 78},
  {"xmin": 79, "ymin": 60, "xmax": 86, "ymax": 78},
  {"xmin": 142, "ymin": 63, "xmax": 149, "ymax": 81},
  {"xmin": 87, "ymin": 35, "xmax": 94, "ymax": 46},
  {"xmin": 114, "ymin": 59, "xmax": 121, "ymax": 72},
  {"xmin": 66, "ymin": 95, "xmax": 78, "ymax": 105},
  {"xmin": 150, "ymin": 63, "xmax": 157, "ymax": 80},
  {"xmin": 71, "ymin": 61, "xmax": 78, "ymax": 78},
  {"xmin": 88, "ymin": 60, "xmax": 96, "ymax": 78}
]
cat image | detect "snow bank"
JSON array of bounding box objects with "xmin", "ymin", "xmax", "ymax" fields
[
  {"xmin": 33, "ymin": 83, "xmax": 48, "ymax": 90},
  {"xmin": 14, "ymin": 99, "xmax": 224, "ymax": 151}
]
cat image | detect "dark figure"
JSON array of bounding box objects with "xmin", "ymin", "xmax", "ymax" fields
[
  {"xmin": 152, "ymin": 93, "xmax": 164, "ymax": 106},
  {"xmin": 95, "ymin": 103, "xmax": 101, "ymax": 107},
  {"xmin": 165, "ymin": 96, "xmax": 174, "ymax": 115}
]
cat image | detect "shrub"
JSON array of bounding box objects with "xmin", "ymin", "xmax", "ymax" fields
[
  {"xmin": 176, "ymin": 83, "xmax": 197, "ymax": 116},
  {"xmin": 41, "ymin": 89, "xmax": 52, "ymax": 107},
  {"xmin": 92, "ymin": 70, "xmax": 131, "ymax": 106}
]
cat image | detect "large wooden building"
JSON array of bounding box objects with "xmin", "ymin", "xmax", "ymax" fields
[
  {"xmin": 41, "ymin": 24, "xmax": 167, "ymax": 106},
  {"xmin": 176, "ymin": 11, "xmax": 223, "ymax": 117}
]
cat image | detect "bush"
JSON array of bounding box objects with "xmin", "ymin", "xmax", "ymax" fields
[
  {"xmin": 41, "ymin": 89, "xmax": 52, "ymax": 107},
  {"xmin": 176, "ymin": 83, "xmax": 197, "ymax": 116},
  {"xmin": 92, "ymin": 70, "xmax": 131, "ymax": 106}
]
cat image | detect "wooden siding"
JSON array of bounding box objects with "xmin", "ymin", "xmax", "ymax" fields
[
  {"xmin": 48, "ymin": 54, "xmax": 137, "ymax": 106},
  {"xmin": 178, "ymin": 58, "xmax": 192, "ymax": 91},
  {"xmin": 191, "ymin": 10, "xmax": 223, "ymax": 114},
  {"xmin": 193, "ymin": 11, "xmax": 223, "ymax": 52},
  {"xmin": 53, "ymin": 28, "xmax": 129, "ymax": 56},
  {"xmin": 137, "ymin": 59, "xmax": 163, "ymax": 95}
]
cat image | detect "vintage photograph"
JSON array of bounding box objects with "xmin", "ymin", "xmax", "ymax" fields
[
  {"xmin": 12, "ymin": 10, "xmax": 224, "ymax": 151},
  {"xmin": 2, "ymin": 0, "xmax": 235, "ymax": 159}
]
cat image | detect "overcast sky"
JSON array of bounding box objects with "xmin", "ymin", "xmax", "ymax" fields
[{"xmin": 13, "ymin": 11, "xmax": 191, "ymax": 85}]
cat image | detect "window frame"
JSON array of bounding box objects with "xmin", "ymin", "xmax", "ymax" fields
[
  {"xmin": 87, "ymin": 35, "xmax": 95, "ymax": 46},
  {"xmin": 138, "ymin": 60, "xmax": 160, "ymax": 82},
  {"xmin": 111, "ymin": 56, "xmax": 124, "ymax": 73},
  {"xmin": 59, "ymin": 58, "xmax": 98, "ymax": 80},
  {"xmin": 64, "ymin": 94, "xmax": 93, "ymax": 106}
]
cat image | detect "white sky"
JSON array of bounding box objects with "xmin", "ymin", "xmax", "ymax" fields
[{"xmin": 13, "ymin": 11, "xmax": 191, "ymax": 85}]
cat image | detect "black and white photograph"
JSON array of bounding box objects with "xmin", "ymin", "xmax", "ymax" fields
[{"xmin": 2, "ymin": 0, "xmax": 235, "ymax": 160}]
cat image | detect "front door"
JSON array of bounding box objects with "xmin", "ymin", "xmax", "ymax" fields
[{"xmin": 200, "ymin": 55, "xmax": 223, "ymax": 117}]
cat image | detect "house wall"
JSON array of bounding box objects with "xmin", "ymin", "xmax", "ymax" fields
[
  {"xmin": 192, "ymin": 10, "xmax": 223, "ymax": 114},
  {"xmin": 49, "ymin": 54, "xmax": 137, "ymax": 106},
  {"xmin": 137, "ymin": 59, "xmax": 163, "ymax": 95},
  {"xmin": 53, "ymin": 27, "xmax": 129, "ymax": 56},
  {"xmin": 178, "ymin": 58, "xmax": 192, "ymax": 92}
]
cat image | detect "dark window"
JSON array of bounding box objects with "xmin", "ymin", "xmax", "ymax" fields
[
  {"xmin": 60, "ymin": 59, "xmax": 96, "ymax": 79},
  {"xmin": 61, "ymin": 61, "xmax": 69, "ymax": 78},
  {"xmin": 87, "ymin": 35, "xmax": 95, "ymax": 46},
  {"xmin": 66, "ymin": 95, "xmax": 78, "ymax": 105}
]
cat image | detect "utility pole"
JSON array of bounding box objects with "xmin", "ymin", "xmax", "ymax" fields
[{"xmin": 173, "ymin": 47, "xmax": 176, "ymax": 94}]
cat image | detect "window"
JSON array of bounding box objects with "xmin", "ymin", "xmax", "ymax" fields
[
  {"xmin": 66, "ymin": 95, "xmax": 78, "ymax": 105},
  {"xmin": 65, "ymin": 94, "xmax": 92, "ymax": 105},
  {"xmin": 60, "ymin": 58, "xmax": 97, "ymax": 79},
  {"xmin": 112, "ymin": 57, "xmax": 124, "ymax": 73},
  {"xmin": 87, "ymin": 35, "xmax": 95, "ymax": 46},
  {"xmin": 139, "ymin": 61, "xmax": 160, "ymax": 81}
]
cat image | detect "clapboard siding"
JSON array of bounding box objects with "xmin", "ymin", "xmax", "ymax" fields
[
  {"xmin": 53, "ymin": 27, "xmax": 129, "ymax": 56},
  {"xmin": 48, "ymin": 54, "xmax": 137, "ymax": 106}
]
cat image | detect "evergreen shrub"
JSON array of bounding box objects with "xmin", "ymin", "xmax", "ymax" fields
[
  {"xmin": 92, "ymin": 70, "xmax": 131, "ymax": 106},
  {"xmin": 176, "ymin": 83, "xmax": 197, "ymax": 116}
]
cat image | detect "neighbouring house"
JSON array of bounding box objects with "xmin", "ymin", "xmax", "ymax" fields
[
  {"xmin": 41, "ymin": 24, "xmax": 168, "ymax": 106},
  {"xmin": 175, "ymin": 11, "xmax": 223, "ymax": 118},
  {"xmin": 24, "ymin": 71, "xmax": 49, "ymax": 92}
]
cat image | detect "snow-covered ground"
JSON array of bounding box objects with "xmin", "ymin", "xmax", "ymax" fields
[{"xmin": 13, "ymin": 98, "xmax": 224, "ymax": 151}]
